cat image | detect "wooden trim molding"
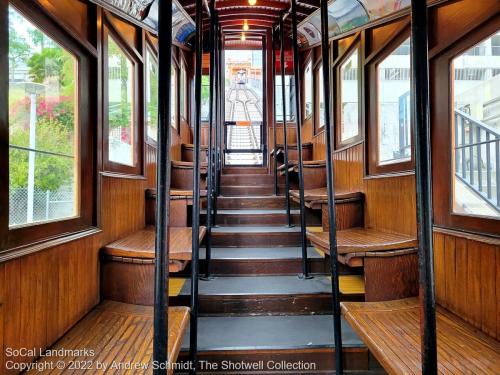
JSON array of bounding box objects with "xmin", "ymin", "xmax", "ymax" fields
[{"xmin": 433, "ymin": 226, "xmax": 500, "ymax": 246}]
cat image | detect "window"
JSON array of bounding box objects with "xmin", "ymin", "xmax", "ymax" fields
[
  {"xmin": 304, "ymin": 60, "xmax": 312, "ymax": 118},
  {"xmin": 377, "ymin": 37, "xmax": 411, "ymax": 165},
  {"xmin": 180, "ymin": 59, "xmax": 187, "ymax": 120},
  {"xmin": 8, "ymin": 6, "xmax": 78, "ymax": 227},
  {"xmin": 145, "ymin": 46, "xmax": 158, "ymax": 142},
  {"xmin": 201, "ymin": 75, "xmax": 210, "ymax": 122},
  {"xmin": 452, "ymin": 31, "xmax": 500, "ymax": 219},
  {"xmin": 339, "ymin": 47, "xmax": 360, "ymax": 143},
  {"xmin": 171, "ymin": 64, "xmax": 177, "ymax": 129},
  {"xmin": 107, "ymin": 35, "xmax": 135, "ymax": 166},
  {"xmin": 317, "ymin": 65, "xmax": 325, "ymax": 129},
  {"xmin": 275, "ymin": 75, "xmax": 296, "ymax": 122}
]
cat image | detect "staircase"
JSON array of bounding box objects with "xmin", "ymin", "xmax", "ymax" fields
[{"xmin": 176, "ymin": 168, "xmax": 381, "ymax": 374}]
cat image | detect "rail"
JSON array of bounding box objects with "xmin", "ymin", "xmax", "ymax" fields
[{"xmin": 454, "ymin": 109, "xmax": 500, "ymax": 213}]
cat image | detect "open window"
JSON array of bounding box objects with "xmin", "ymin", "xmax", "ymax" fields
[
  {"xmin": 336, "ymin": 45, "xmax": 361, "ymax": 147},
  {"xmin": 5, "ymin": 2, "xmax": 94, "ymax": 249},
  {"xmin": 145, "ymin": 45, "xmax": 158, "ymax": 143},
  {"xmin": 368, "ymin": 32, "xmax": 413, "ymax": 175},
  {"xmin": 103, "ymin": 23, "xmax": 142, "ymax": 175},
  {"xmin": 432, "ymin": 16, "xmax": 499, "ymax": 235},
  {"xmin": 171, "ymin": 62, "xmax": 177, "ymax": 129},
  {"xmin": 275, "ymin": 74, "xmax": 296, "ymax": 122},
  {"xmin": 180, "ymin": 58, "xmax": 187, "ymax": 121},
  {"xmin": 304, "ymin": 59, "xmax": 313, "ymax": 119},
  {"xmin": 316, "ymin": 64, "xmax": 326, "ymax": 130}
]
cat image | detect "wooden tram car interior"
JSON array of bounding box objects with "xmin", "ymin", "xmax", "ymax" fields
[{"xmin": 0, "ymin": 0, "xmax": 499, "ymax": 374}]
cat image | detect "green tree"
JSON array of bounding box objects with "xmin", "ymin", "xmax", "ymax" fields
[{"xmin": 8, "ymin": 11, "xmax": 30, "ymax": 81}]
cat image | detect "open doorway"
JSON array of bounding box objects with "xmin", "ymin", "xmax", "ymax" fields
[{"xmin": 224, "ymin": 49, "xmax": 264, "ymax": 166}]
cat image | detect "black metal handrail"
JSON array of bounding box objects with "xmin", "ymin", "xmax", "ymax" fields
[{"xmin": 454, "ymin": 109, "xmax": 500, "ymax": 213}]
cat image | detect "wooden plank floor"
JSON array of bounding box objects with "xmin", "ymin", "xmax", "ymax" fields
[
  {"xmin": 342, "ymin": 298, "xmax": 500, "ymax": 374},
  {"xmin": 28, "ymin": 301, "xmax": 189, "ymax": 375}
]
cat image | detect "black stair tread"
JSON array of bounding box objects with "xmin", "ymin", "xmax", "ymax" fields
[
  {"xmin": 199, "ymin": 246, "xmax": 321, "ymax": 260},
  {"xmin": 181, "ymin": 315, "xmax": 364, "ymax": 351},
  {"xmin": 179, "ymin": 275, "xmax": 331, "ymax": 296},
  {"xmin": 202, "ymin": 209, "xmax": 300, "ymax": 215},
  {"xmin": 212, "ymin": 225, "xmax": 302, "ymax": 233}
]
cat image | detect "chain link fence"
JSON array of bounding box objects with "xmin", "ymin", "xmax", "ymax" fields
[{"xmin": 9, "ymin": 186, "xmax": 75, "ymax": 226}]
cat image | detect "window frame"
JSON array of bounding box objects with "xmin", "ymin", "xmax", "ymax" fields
[
  {"xmin": 303, "ymin": 57, "xmax": 313, "ymax": 121},
  {"xmin": 367, "ymin": 26, "xmax": 414, "ymax": 176},
  {"xmin": 2, "ymin": 0, "xmax": 95, "ymax": 250},
  {"xmin": 314, "ymin": 62, "xmax": 326, "ymax": 131},
  {"xmin": 171, "ymin": 53, "xmax": 179, "ymax": 130},
  {"xmin": 180, "ymin": 56, "xmax": 187, "ymax": 122},
  {"xmin": 432, "ymin": 15, "xmax": 500, "ymax": 235},
  {"xmin": 144, "ymin": 39, "xmax": 158, "ymax": 144},
  {"xmin": 103, "ymin": 20, "xmax": 143, "ymax": 175},
  {"xmin": 335, "ymin": 39, "xmax": 362, "ymax": 148}
]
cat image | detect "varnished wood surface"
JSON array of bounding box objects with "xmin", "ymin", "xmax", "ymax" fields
[
  {"xmin": 307, "ymin": 228, "xmax": 417, "ymax": 255},
  {"xmin": 172, "ymin": 160, "xmax": 208, "ymax": 171},
  {"xmin": 290, "ymin": 188, "xmax": 363, "ymax": 204},
  {"xmin": 102, "ymin": 227, "xmax": 206, "ymax": 260},
  {"xmin": 434, "ymin": 230, "xmax": 500, "ymax": 340},
  {"xmin": 146, "ymin": 188, "xmax": 208, "ymax": 200},
  {"xmin": 27, "ymin": 301, "xmax": 190, "ymax": 375},
  {"xmin": 342, "ymin": 298, "xmax": 500, "ymax": 374}
]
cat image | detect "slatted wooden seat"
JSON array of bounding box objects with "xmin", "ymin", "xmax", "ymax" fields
[
  {"xmin": 273, "ymin": 142, "xmax": 313, "ymax": 162},
  {"xmin": 308, "ymin": 228, "xmax": 418, "ymax": 301},
  {"xmin": 181, "ymin": 143, "xmax": 208, "ymax": 162},
  {"xmin": 171, "ymin": 160, "xmax": 208, "ymax": 190},
  {"xmin": 290, "ymin": 187, "xmax": 363, "ymax": 209},
  {"xmin": 101, "ymin": 227, "xmax": 206, "ymax": 304},
  {"xmin": 28, "ymin": 301, "xmax": 190, "ymax": 375},
  {"xmin": 341, "ymin": 298, "xmax": 500, "ymax": 374}
]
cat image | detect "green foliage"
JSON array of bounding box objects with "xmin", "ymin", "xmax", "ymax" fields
[
  {"xmin": 9, "ymin": 118, "xmax": 74, "ymax": 191},
  {"xmin": 27, "ymin": 47, "xmax": 72, "ymax": 85}
]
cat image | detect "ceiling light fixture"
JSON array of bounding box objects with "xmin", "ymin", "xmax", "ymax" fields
[
  {"xmin": 243, "ymin": 20, "xmax": 249, "ymax": 31},
  {"xmin": 241, "ymin": 33, "xmax": 246, "ymax": 41},
  {"xmin": 248, "ymin": 0, "xmax": 257, "ymax": 5}
]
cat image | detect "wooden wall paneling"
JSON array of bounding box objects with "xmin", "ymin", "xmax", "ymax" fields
[
  {"xmin": 367, "ymin": 17, "xmax": 409, "ymax": 55},
  {"xmin": 312, "ymin": 131, "xmax": 326, "ymax": 160},
  {"xmin": 453, "ymin": 237, "xmax": 468, "ymax": 319},
  {"xmin": 0, "ymin": 264, "xmax": 4, "ymax": 375},
  {"xmin": 302, "ymin": 117, "xmax": 313, "ymax": 143},
  {"xmin": 363, "ymin": 174, "xmax": 416, "ymax": 236},
  {"xmin": 37, "ymin": 0, "xmax": 89, "ymax": 42},
  {"xmin": 333, "ymin": 142, "xmax": 364, "ymax": 193},
  {"xmin": 433, "ymin": 232, "xmax": 446, "ymax": 307},
  {"xmin": 105, "ymin": 11, "xmax": 139, "ymax": 51},
  {"xmin": 145, "ymin": 143, "xmax": 157, "ymax": 189},
  {"xmin": 3, "ymin": 259, "xmax": 21, "ymax": 373},
  {"xmin": 497, "ymin": 248, "xmax": 500, "ymax": 340},
  {"xmin": 480, "ymin": 242, "xmax": 497, "ymax": 338},
  {"xmin": 100, "ymin": 175, "xmax": 145, "ymax": 245},
  {"xmin": 466, "ymin": 238, "xmax": 482, "ymax": 331}
]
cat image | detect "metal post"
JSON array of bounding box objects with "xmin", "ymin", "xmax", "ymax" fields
[
  {"xmin": 212, "ymin": 16, "xmax": 219, "ymax": 225},
  {"xmin": 290, "ymin": 0, "xmax": 310, "ymax": 279},
  {"xmin": 411, "ymin": 1, "xmax": 437, "ymax": 373},
  {"xmin": 217, "ymin": 29, "xmax": 223, "ymax": 195},
  {"xmin": 319, "ymin": 0, "xmax": 343, "ymax": 372},
  {"xmin": 279, "ymin": 17, "xmax": 292, "ymax": 227},
  {"xmin": 190, "ymin": 0, "xmax": 203, "ymax": 371},
  {"xmin": 203, "ymin": 0, "xmax": 216, "ymax": 279},
  {"xmin": 272, "ymin": 28, "xmax": 278, "ymax": 196},
  {"xmin": 153, "ymin": 0, "xmax": 172, "ymax": 372}
]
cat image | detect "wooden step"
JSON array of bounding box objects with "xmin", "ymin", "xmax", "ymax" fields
[
  {"xmin": 221, "ymin": 173, "xmax": 274, "ymax": 186},
  {"xmin": 173, "ymin": 275, "xmax": 363, "ymax": 315},
  {"xmin": 203, "ymin": 209, "xmax": 301, "ymax": 226},
  {"xmin": 222, "ymin": 167, "xmax": 269, "ymax": 174},
  {"xmin": 28, "ymin": 301, "xmax": 190, "ymax": 375},
  {"xmin": 216, "ymin": 196, "xmax": 292, "ymax": 210},
  {"xmin": 199, "ymin": 246, "xmax": 328, "ymax": 275},
  {"xmin": 177, "ymin": 314, "xmax": 370, "ymax": 372},
  {"xmin": 220, "ymin": 185, "xmax": 275, "ymax": 196},
  {"xmin": 212, "ymin": 226, "xmax": 303, "ymax": 247}
]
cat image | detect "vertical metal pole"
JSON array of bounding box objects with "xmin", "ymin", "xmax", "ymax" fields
[
  {"xmin": 212, "ymin": 16, "xmax": 219, "ymax": 225},
  {"xmin": 153, "ymin": 0, "xmax": 172, "ymax": 372},
  {"xmin": 290, "ymin": 1, "xmax": 310, "ymax": 279},
  {"xmin": 411, "ymin": 1, "xmax": 437, "ymax": 374},
  {"xmin": 190, "ymin": 0, "xmax": 203, "ymax": 371},
  {"xmin": 217, "ymin": 29, "xmax": 223, "ymax": 194},
  {"xmin": 319, "ymin": 0, "xmax": 343, "ymax": 372},
  {"xmin": 204, "ymin": 1, "xmax": 216, "ymax": 279},
  {"xmin": 279, "ymin": 17, "xmax": 292, "ymax": 227},
  {"xmin": 272, "ymin": 28, "xmax": 278, "ymax": 195}
]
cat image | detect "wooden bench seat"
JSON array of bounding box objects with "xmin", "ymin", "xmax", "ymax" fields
[
  {"xmin": 272, "ymin": 142, "xmax": 313, "ymax": 162},
  {"xmin": 101, "ymin": 227, "xmax": 206, "ymax": 304},
  {"xmin": 28, "ymin": 301, "xmax": 190, "ymax": 375},
  {"xmin": 290, "ymin": 187, "xmax": 363, "ymax": 209},
  {"xmin": 308, "ymin": 228, "xmax": 418, "ymax": 301},
  {"xmin": 171, "ymin": 160, "xmax": 208, "ymax": 190},
  {"xmin": 341, "ymin": 298, "xmax": 500, "ymax": 374},
  {"xmin": 277, "ymin": 160, "xmax": 327, "ymax": 189},
  {"xmin": 181, "ymin": 143, "xmax": 208, "ymax": 162}
]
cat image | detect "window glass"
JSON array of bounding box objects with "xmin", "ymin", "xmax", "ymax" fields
[
  {"xmin": 340, "ymin": 48, "xmax": 359, "ymax": 141},
  {"xmin": 171, "ymin": 65, "xmax": 177, "ymax": 128},
  {"xmin": 452, "ymin": 31, "xmax": 500, "ymax": 218},
  {"xmin": 275, "ymin": 75, "xmax": 296, "ymax": 122},
  {"xmin": 304, "ymin": 60, "xmax": 313, "ymax": 118},
  {"xmin": 318, "ymin": 65, "xmax": 325, "ymax": 128},
  {"xmin": 107, "ymin": 36, "xmax": 134, "ymax": 166},
  {"xmin": 377, "ymin": 37, "xmax": 411, "ymax": 164},
  {"xmin": 180, "ymin": 60, "xmax": 186, "ymax": 119},
  {"xmin": 201, "ymin": 75, "xmax": 210, "ymax": 121},
  {"xmin": 8, "ymin": 7, "xmax": 78, "ymax": 227},
  {"xmin": 145, "ymin": 47, "xmax": 158, "ymax": 142}
]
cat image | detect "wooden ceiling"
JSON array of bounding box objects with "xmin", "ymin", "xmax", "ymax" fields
[{"xmin": 178, "ymin": 0, "xmax": 319, "ymax": 43}]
